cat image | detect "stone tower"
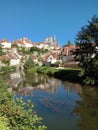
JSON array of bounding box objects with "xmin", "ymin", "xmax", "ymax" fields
[
  {"xmin": 49, "ymin": 37, "xmax": 53, "ymax": 44},
  {"xmin": 53, "ymin": 35, "xmax": 57, "ymax": 47},
  {"xmin": 45, "ymin": 38, "xmax": 49, "ymax": 43}
]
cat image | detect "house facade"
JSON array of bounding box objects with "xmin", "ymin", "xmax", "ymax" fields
[
  {"xmin": 35, "ymin": 42, "xmax": 49, "ymax": 49},
  {"xmin": 8, "ymin": 50, "xmax": 22, "ymax": 66},
  {"xmin": 0, "ymin": 39, "xmax": 11, "ymax": 48},
  {"xmin": 21, "ymin": 38, "xmax": 33, "ymax": 48},
  {"xmin": 61, "ymin": 45, "xmax": 76, "ymax": 56},
  {"xmin": 13, "ymin": 38, "xmax": 33, "ymax": 48},
  {"xmin": 44, "ymin": 53, "xmax": 59, "ymax": 64},
  {"xmin": 13, "ymin": 40, "xmax": 25, "ymax": 48}
]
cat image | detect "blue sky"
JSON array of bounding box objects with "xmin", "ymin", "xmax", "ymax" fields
[{"xmin": 0, "ymin": 0, "xmax": 98, "ymax": 46}]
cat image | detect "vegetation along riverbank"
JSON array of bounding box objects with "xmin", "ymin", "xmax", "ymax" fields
[
  {"xmin": 27, "ymin": 66, "xmax": 83, "ymax": 84},
  {"xmin": 0, "ymin": 67, "xmax": 47, "ymax": 130}
]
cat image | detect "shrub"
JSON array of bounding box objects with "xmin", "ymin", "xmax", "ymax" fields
[
  {"xmin": 0, "ymin": 115, "xmax": 10, "ymax": 130},
  {"xmin": 0, "ymin": 77, "xmax": 47, "ymax": 130}
]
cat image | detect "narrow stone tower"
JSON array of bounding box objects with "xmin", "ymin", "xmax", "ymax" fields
[{"xmin": 53, "ymin": 35, "xmax": 57, "ymax": 47}]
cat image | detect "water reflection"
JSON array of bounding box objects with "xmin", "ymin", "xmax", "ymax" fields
[
  {"xmin": 9, "ymin": 72, "xmax": 82, "ymax": 96},
  {"xmin": 62, "ymin": 81, "xmax": 83, "ymax": 94},
  {"xmin": 7, "ymin": 72, "xmax": 98, "ymax": 130},
  {"xmin": 17, "ymin": 75, "xmax": 62, "ymax": 96},
  {"xmin": 74, "ymin": 86, "xmax": 98, "ymax": 130},
  {"xmin": 6, "ymin": 72, "xmax": 23, "ymax": 91},
  {"xmin": 10, "ymin": 72, "xmax": 21, "ymax": 79},
  {"xmin": 8, "ymin": 72, "xmax": 82, "ymax": 130}
]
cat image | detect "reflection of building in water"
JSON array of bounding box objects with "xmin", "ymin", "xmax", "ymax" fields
[
  {"xmin": 8, "ymin": 73, "xmax": 82, "ymax": 96},
  {"xmin": 37, "ymin": 78, "xmax": 62, "ymax": 94},
  {"xmin": 7, "ymin": 73, "xmax": 23, "ymax": 90},
  {"xmin": 17, "ymin": 86, "xmax": 35, "ymax": 96},
  {"xmin": 9, "ymin": 78, "xmax": 23, "ymax": 90},
  {"xmin": 15, "ymin": 74, "xmax": 62, "ymax": 95},
  {"xmin": 10, "ymin": 73, "xmax": 21, "ymax": 79},
  {"xmin": 62, "ymin": 81, "xmax": 82, "ymax": 94}
]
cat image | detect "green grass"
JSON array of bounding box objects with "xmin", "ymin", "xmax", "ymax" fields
[{"xmin": 28, "ymin": 66, "xmax": 82, "ymax": 83}]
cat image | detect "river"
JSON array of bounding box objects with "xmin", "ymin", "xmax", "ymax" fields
[{"xmin": 7, "ymin": 72, "xmax": 98, "ymax": 130}]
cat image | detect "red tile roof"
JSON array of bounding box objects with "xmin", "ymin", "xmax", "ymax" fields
[
  {"xmin": 13, "ymin": 40, "xmax": 24, "ymax": 45},
  {"xmin": 0, "ymin": 55, "xmax": 10, "ymax": 61},
  {"xmin": 61, "ymin": 45, "xmax": 76, "ymax": 56},
  {"xmin": 13, "ymin": 38, "xmax": 33, "ymax": 45},
  {"xmin": 0, "ymin": 39, "xmax": 10, "ymax": 43},
  {"xmin": 45, "ymin": 53, "xmax": 58, "ymax": 61},
  {"xmin": 21, "ymin": 38, "xmax": 33, "ymax": 44}
]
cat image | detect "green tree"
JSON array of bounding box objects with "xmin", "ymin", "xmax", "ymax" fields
[
  {"xmin": 11, "ymin": 43, "xmax": 18, "ymax": 48},
  {"xmin": 30, "ymin": 46, "xmax": 40, "ymax": 53},
  {"xmin": 67, "ymin": 40, "xmax": 73, "ymax": 46},
  {"xmin": 30, "ymin": 47, "xmax": 48, "ymax": 55},
  {"xmin": 0, "ymin": 77, "xmax": 47, "ymax": 130},
  {"xmin": 75, "ymin": 15, "xmax": 98, "ymax": 85},
  {"xmin": 0, "ymin": 45, "xmax": 5, "ymax": 56},
  {"xmin": 24, "ymin": 56, "xmax": 35, "ymax": 71}
]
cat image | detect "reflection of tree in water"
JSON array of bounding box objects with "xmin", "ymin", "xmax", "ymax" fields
[
  {"xmin": 62, "ymin": 81, "xmax": 82, "ymax": 94},
  {"xmin": 7, "ymin": 73, "xmax": 23, "ymax": 91},
  {"xmin": 74, "ymin": 86, "xmax": 98, "ymax": 130},
  {"xmin": 16, "ymin": 73, "xmax": 61, "ymax": 95},
  {"xmin": 24, "ymin": 73, "xmax": 45, "ymax": 87}
]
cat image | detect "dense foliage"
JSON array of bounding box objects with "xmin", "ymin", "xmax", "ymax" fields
[
  {"xmin": 0, "ymin": 66, "xmax": 16, "ymax": 74},
  {"xmin": 30, "ymin": 47, "xmax": 48, "ymax": 54},
  {"xmin": 0, "ymin": 77, "xmax": 47, "ymax": 130},
  {"xmin": 27, "ymin": 66, "xmax": 81, "ymax": 83},
  {"xmin": 0, "ymin": 115, "xmax": 10, "ymax": 130},
  {"xmin": 24, "ymin": 56, "xmax": 36, "ymax": 71},
  {"xmin": 75, "ymin": 15, "xmax": 98, "ymax": 85},
  {"xmin": 0, "ymin": 45, "xmax": 5, "ymax": 56}
]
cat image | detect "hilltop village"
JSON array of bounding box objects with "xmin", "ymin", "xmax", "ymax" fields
[{"xmin": 0, "ymin": 36, "xmax": 77, "ymax": 68}]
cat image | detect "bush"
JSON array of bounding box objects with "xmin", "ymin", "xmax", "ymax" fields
[
  {"xmin": 0, "ymin": 66, "xmax": 16, "ymax": 75},
  {"xmin": 0, "ymin": 77, "xmax": 47, "ymax": 130},
  {"xmin": 24, "ymin": 56, "xmax": 35, "ymax": 72},
  {"xmin": 0, "ymin": 115, "xmax": 10, "ymax": 130}
]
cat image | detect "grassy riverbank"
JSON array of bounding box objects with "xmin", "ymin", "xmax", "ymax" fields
[{"xmin": 27, "ymin": 66, "xmax": 82, "ymax": 83}]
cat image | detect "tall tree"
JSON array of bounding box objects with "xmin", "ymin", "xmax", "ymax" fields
[
  {"xmin": 75, "ymin": 15, "xmax": 98, "ymax": 85},
  {"xmin": 67, "ymin": 40, "xmax": 73, "ymax": 46}
]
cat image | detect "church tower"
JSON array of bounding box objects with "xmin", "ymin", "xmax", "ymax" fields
[
  {"xmin": 53, "ymin": 35, "xmax": 57, "ymax": 47},
  {"xmin": 49, "ymin": 37, "xmax": 53, "ymax": 44}
]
